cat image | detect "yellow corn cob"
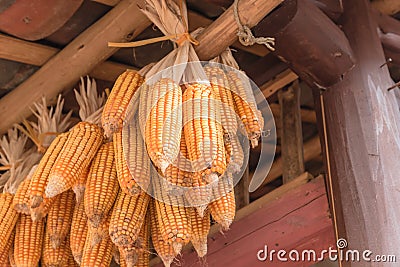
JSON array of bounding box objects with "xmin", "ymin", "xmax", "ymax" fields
[
  {"xmin": 152, "ymin": 173, "xmax": 191, "ymax": 254},
  {"xmin": 0, "ymin": 228, "xmax": 15, "ymax": 264},
  {"xmin": 81, "ymin": 219, "xmax": 113, "ymax": 267},
  {"xmin": 67, "ymin": 246, "xmax": 79, "ymax": 267},
  {"xmin": 184, "ymin": 172, "xmax": 212, "ymax": 218},
  {"xmin": 204, "ymin": 65, "xmax": 238, "ymax": 134},
  {"xmin": 189, "ymin": 207, "xmax": 210, "ymax": 257},
  {"xmin": 145, "ymin": 78, "xmax": 182, "ymax": 174},
  {"xmin": 138, "ymin": 83, "xmax": 150, "ymax": 133},
  {"xmin": 182, "ymin": 83, "xmax": 226, "ymax": 183},
  {"xmin": 42, "ymin": 229, "xmax": 70, "ymax": 267},
  {"xmin": 109, "ymin": 190, "xmax": 150, "ymax": 248},
  {"xmin": 224, "ymin": 134, "xmax": 244, "ymax": 174},
  {"xmin": 29, "ymin": 132, "xmax": 69, "ymax": 209},
  {"xmin": 84, "ymin": 142, "xmax": 118, "ymax": 228},
  {"xmin": 118, "ymin": 211, "xmax": 150, "ymax": 267},
  {"xmin": 72, "ymin": 164, "xmax": 90, "ymax": 204},
  {"xmin": 8, "ymin": 237, "xmax": 15, "ymax": 267},
  {"xmin": 135, "ymin": 249, "xmax": 150, "ymax": 267},
  {"xmin": 164, "ymin": 133, "xmax": 192, "ymax": 196},
  {"xmin": 87, "ymin": 214, "xmax": 111, "ymax": 248},
  {"xmin": 12, "ymin": 178, "xmax": 31, "ymax": 215},
  {"xmin": 227, "ymin": 71, "xmax": 264, "ymax": 148},
  {"xmin": 70, "ymin": 198, "xmax": 88, "ymax": 265},
  {"xmin": 46, "ymin": 121, "xmax": 104, "ymax": 198},
  {"xmin": 14, "ymin": 214, "xmax": 45, "ymax": 266},
  {"xmin": 102, "ymin": 70, "xmax": 144, "ymax": 138},
  {"xmin": 30, "ymin": 196, "xmax": 56, "ymax": 221},
  {"xmin": 0, "ymin": 193, "xmax": 19, "ymax": 254},
  {"xmin": 114, "ymin": 117, "xmax": 150, "ymax": 195},
  {"xmin": 209, "ymin": 174, "xmax": 236, "ymax": 231},
  {"xmin": 149, "ymin": 200, "xmax": 177, "ymax": 267},
  {"xmin": 46, "ymin": 189, "xmax": 75, "ymax": 249}
]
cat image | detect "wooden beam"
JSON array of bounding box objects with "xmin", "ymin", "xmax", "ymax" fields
[
  {"xmin": 254, "ymin": 0, "xmax": 354, "ymax": 88},
  {"xmin": 0, "ymin": 34, "xmax": 136, "ymax": 82},
  {"xmin": 151, "ymin": 174, "xmax": 335, "ymax": 267},
  {"xmin": 92, "ymin": 0, "xmax": 270, "ymax": 57},
  {"xmin": 260, "ymin": 69, "xmax": 298, "ymax": 98},
  {"xmin": 278, "ymin": 81, "xmax": 305, "ymax": 183},
  {"xmin": 0, "ymin": 0, "xmax": 151, "ymax": 134},
  {"xmin": 324, "ymin": 0, "xmax": 400, "ymax": 262},
  {"xmin": 253, "ymin": 135, "xmax": 321, "ymax": 189},
  {"xmin": 371, "ymin": 0, "xmax": 400, "ymax": 15},
  {"xmin": 194, "ymin": 0, "xmax": 284, "ymax": 60}
]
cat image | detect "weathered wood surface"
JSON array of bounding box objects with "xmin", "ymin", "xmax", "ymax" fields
[
  {"xmin": 151, "ymin": 175, "xmax": 334, "ymax": 267},
  {"xmin": 234, "ymin": 166, "xmax": 250, "ymax": 209},
  {"xmin": 323, "ymin": 0, "xmax": 400, "ymax": 265},
  {"xmin": 254, "ymin": 0, "xmax": 354, "ymax": 88},
  {"xmin": 279, "ymin": 81, "xmax": 305, "ymax": 183},
  {"xmin": 371, "ymin": 0, "xmax": 400, "ymax": 15}
]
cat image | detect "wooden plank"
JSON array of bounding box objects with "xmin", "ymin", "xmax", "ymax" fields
[
  {"xmin": 0, "ymin": 0, "xmax": 151, "ymax": 134},
  {"xmin": 323, "ymin": 0, "xmax": 400, "ymax": 264},
  {"xmin": 194, "ymin": 0, "xmax": 284, "ymax": 60},
  {"xmin": 260, "ymin": 69, "xmax": 298, "ymax": 98},
  {"xmin": 371, "ymin": 0, "xmax": 400, "ymax": 15},
  {"xmin": 278, "ymin": 81, "xmax": 305, "ymax": 183},
  {"xmin": 0, "ymin": 34, "xmax": 136, "ymax": 82},
  {"xmin": 152, "ymin": 175, "xmax": 335, "ymax": 267}
]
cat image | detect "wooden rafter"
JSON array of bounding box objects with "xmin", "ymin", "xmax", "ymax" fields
[
  {"xmin": 260, "ymin": 69, "xmax": 298, "ymax": 98},
  {"xmin": 0, "ymin": 34, "xmax": 136, "ymax": 82},
  {"xmin": 269, "ymin": 103, "xmax": 317, "ymax": 124},
  {"xmin": 92, "ymin": 0, "xmax": 270, "ymax": 57}
]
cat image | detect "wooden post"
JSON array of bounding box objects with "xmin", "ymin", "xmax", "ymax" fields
[
  {"xmin": 322, "ymin": 0, "xmax": 400, "ymax": 265},
  {"xmin": 234, "ymin": 166, "xmax": 250, "ymax": 210},
  {"xmin": 278, "ymin": 81, "xmax": 305, "ymax": 183}
]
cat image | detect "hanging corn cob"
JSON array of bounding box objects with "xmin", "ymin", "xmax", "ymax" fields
[
  {"xmin": 29, "ymin": 132, "xmax": 69, "ymax": 211},
  {"xmin": 189, "ymin": 207, "xmax": 210, "ymax": 258},
  {"xmin": 42, "ymin": 229, "xmax": 71, "ymax": 267},
  {"xmin": 46, "ymin": 76, "xmax": 105, "ymax": 198},
  {"xmin": 144, "ymin": 78, "xmax": 182, "ymax": 174},
  {"xmin": 87, "ymin": 213, "xmax": 111, "ymax": 248},
  {"xmin": 219, "ymin": 49, "xmax": 264, "ymax": 148},
  {"xmin": 102, "ymin": 69, "xmax": 144, "ymax": 138},
  {"xmin": 72, "ymin": 163, "xmax": 90, "ymax": 204},
  {"xmin": 84, "ymin": 141, "xmax": 118, "ymax": 228},
  {"xmin": 150, "ymin": 199, "xmax": 177, "ymax": 267},
  {"xmin": 14, "ymin": 213, "xmax": 45, "ymax": 266},
  {"xmin": 118, "ymin": 211, "xmax": 150, "ymax": 267},
  {"xmin": 0, "ymin": 228, "xmax": 14, "ymax": 264},
  {"xmin": 46, "ymin": 189, "xmax": 75, "ymax": 248},
  {"xmin": 209, "ymin": 174, "xmax": 236, "ymax": 231},
  {"xmin": 70, "ymin": 197, "xmax": 88, "ymax": 265},
  {"xmin": 182, "ymin": 82, "xmax": 226, "ymax": 183},
  {"xmin": 109, "ymin": 190, "xmax": 150, "ymax": 248},
  {"xmin": 115, "ymin": 114, "xmax": 150, "ymax": 195},
  {"xmin": 184, "ymin": 172, "xmax": 212, "ymax": 218},
  {"xmin": 0, "ymin": 128, "xmax": 40, "ymax": 258},
  {"xmin": 12, "ymin": 178, "xmax": 32, "ymax": 215},
  {"xmin": 30, "ymin": 196, "xmax": 56, "ymax": 222},
  {"xmin": 164, "ymin": 132, "xmax": 192, "ymax": 196},
  {"xmin": 81, "ymin": 218, "xmax": 113, "ymax": 267},
  {"xmin": 152, "ymin": 169, "xmax": 191, "ymax": 254}
]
